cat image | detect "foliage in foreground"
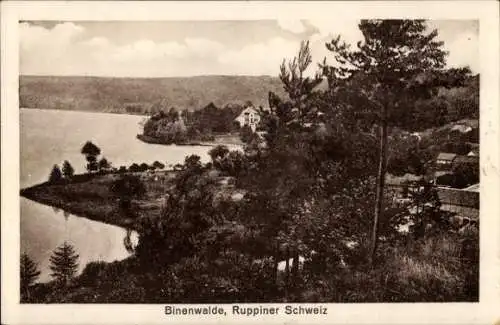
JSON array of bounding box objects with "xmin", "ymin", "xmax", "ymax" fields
[
  {"xmin": 25, "ymin": 227, "xmax": 478, "ymax": 303},
  {"xmin": 20, "ymin": 253, "xmax": 41, "ymax": 301}
]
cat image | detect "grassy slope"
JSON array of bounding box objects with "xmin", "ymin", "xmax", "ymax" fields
[{"xmin": 19, "ymin": 75, "xmax": 287, "ymax": 113}]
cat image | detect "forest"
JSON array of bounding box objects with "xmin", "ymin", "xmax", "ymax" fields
[
  {"xmin": 21, "ymin": 20, "xmax": 479, "ymax": 303},
  {"xmin": 138, "ymin": 102, "xmax": 246, "ymax": 145},
  {"xmin": 19, "ymin": 75, "xmax": 286, "ymax": 114}
]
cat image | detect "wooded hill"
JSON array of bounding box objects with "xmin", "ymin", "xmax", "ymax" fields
[
  {"xmin": 19, "ymin": 75, "xmax": 287, "ymax": 114},
  {"xmin": 20, "ymin": 74, "xmax": 478, "ymax": 127}
]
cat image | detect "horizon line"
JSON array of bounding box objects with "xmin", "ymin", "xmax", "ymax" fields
[{"xmin": 19, "ymin": 74, "xmax": 281, "ymax": 79}]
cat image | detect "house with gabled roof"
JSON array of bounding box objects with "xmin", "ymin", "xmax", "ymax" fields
[
  {"xmin": 436, "ymin": 152, "xmax": 457, "ymax": 167},
  {"xmin": 234, "ymin": 106, "xmax": 262, "ymax": 132}
]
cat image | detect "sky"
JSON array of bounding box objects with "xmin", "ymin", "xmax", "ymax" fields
[{"xmin": 19, "ymin": 20, "xmax": 479, "ymax": 77}]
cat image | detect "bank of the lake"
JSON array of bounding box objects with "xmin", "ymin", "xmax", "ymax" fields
[
  {"xmin": 20, "ymin": 167, "xmax": 244, "ymax": 234},
  {"xmin": 137, "ymin": 133, "xmax": 244, "ymax": 147},
  {"xmin": 20, "ymin": 170, "xmax": 179, "ymax": 231}
]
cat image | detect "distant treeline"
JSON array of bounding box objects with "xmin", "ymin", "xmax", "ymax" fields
[
  {"xmin": 19, "ymin": 75, "xmax": 287, "ymax": 114},
  {"xmin": 141, "ymin": 102, "xmax": 246, "ymax": 144},
  {"xmin": 340, "ymin": 72, "xmax": 479, "ymax": 132}
]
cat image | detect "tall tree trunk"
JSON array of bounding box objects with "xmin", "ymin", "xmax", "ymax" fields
[
  {"xmin": 273, "ymin": 239, "xmax": 279, "ymax": 285},
  {"xmin": 291, "ymin": 249, "xmax": 299, "ymax": 280},
  {"xmin": 369, "ymin": 104, "xmax": 388, "ymax": 266},
  {"xmin": 285, "ymin": 247, "xmax": 290, "ymax": 284},
  {"xmin": 284, "ymin": 246, "xmax": 290, "ymax": 300}
]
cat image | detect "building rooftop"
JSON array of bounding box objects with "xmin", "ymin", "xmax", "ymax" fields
[
  {"xmin": 453, "ymin": 155, "xmax": 479, "ymax": 165},
  {"xmin": 436, "ymin": 152, "xmax": 457, "ymax": 161},
  {"xmin": 467, "ymin": 148, "xmax": 480, "ymax": 156},
  {"xmin": 437, "ymin": 187, "xmax": 479, "ymax": 209}
]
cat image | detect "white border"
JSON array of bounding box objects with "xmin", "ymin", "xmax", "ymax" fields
[{"xmin": 2, "ymin": 1, "xmax": 499, "ymax": 324}]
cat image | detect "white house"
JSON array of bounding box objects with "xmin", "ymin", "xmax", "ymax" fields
[{"xmin": 234, "ymin": 106, "xmax": 261, "ymax": 132}]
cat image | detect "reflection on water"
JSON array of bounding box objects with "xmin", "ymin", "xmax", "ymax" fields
[
  {"xmin": 20, "ymin": 108, "xmax": 223, "ymax": 283},
  {"xmin": 21, "ymin": 197, "xmax": 139, "ymax": 282},
  {"xmin": 123, "ymin": 229, "xmax": 136, "ymax": 254}
]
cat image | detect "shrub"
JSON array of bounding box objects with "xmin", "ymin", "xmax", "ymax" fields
[
  {"xmin": 239, "ymin": 125, "xmax": 254, "ymax": 144},
  {"xmin": 128, "ymin": 163, "xmax": 140, "ymax": 173},
  {"xmin": 110, "ymin": 174, "xmax": 146, "ymax": 199},
  {"xmin": 152, "ymin": 161, "xmax": 165, "ymax": 170},
  {"xmin": 139, "ymin": 163, "xmax": 150, "ymax": 172}
]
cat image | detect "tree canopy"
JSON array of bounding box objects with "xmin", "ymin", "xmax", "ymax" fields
[
  {"xmin": 323, "ymin": 19, "xmax": 471, "ymax": 263},
  {"xmin": 62, "ymin": 160, "xmax": 75, "ymax": 179},
  {"xmin": 81, "ymin": 141, "xmax": 101, "ymax": 157}
]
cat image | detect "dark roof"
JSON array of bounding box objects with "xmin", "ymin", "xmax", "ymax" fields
[
  {"xmin": 467, "ymin": 142, "xmax": 480, "ymax": 149},
  {"xmin": 458, "ymin": 119, "xmax": 479, "ymax": 129},
  {"xmin": 436, "ymin": 153, "xmax": 457, "ymax": 161},
  {"xmin": 437, "ymin": 188, "xmax": 479, "ymax": 209},
  {"xmin": 453, "ymin": 155, "xmax": 479, "ymax": 165}
]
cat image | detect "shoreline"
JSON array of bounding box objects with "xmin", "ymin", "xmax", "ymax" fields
[
  {"xmin": 20, "ymin": 175, "xmax": 150, "ymax": 231},
  {"xmin": 20, "ymin": 106, "xmax": 149, "ymax": 118},
  {"xmin": 136, "ymin": 133, "xmax": 244, "ymax": 147},
  {"xmin": 136, "ymin": 134, "xmax": 216, "ymax": 147},
  {"xmin": 21, "ymin": 186, "xmax": 138, "ymax": 231}
]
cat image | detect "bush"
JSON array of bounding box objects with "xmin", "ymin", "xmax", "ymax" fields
[
  {"xmin": 138, "ymin": 163, "xmax": 150, "ymax": 172},
  {"xmin": 128, "ymin": 163, "xmax": 140, "ymax": 173},
  {"xmin": 110, "ymin": 174, "xmax": 146, "ymax": 199},
  {"xmin": 301, "ymin": 231, "xmax": 478, "ymax": 302},
  {"xmin": 239, "ymin": 125, "xmax": 255, "ymax": 144},
  {"xmin": 152, "ymin": 161, "xmax": 165, "ymax": 170}
]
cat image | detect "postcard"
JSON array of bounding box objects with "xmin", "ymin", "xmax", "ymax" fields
[{"xmin": 1, "ymin": 1, "xmax": 499, "ymax": 324}]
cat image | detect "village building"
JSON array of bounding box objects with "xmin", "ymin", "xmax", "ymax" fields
[
  {"xmin": 452, "ymin": 155, "xmax": 479, "ymax": 168},
  {"xmin": 436, "ymin": 187, "xmax": 479, "ymax": 220},
  {"xmin": 435, "ymin": 152, "xmax": 457, "ymax": 169},
  {"xmin": 234, "ymin": 106, "xmax": 262, "ymax": 132}
]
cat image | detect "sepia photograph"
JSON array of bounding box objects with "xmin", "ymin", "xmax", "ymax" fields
[
  {"xmin": 17, "ymin": 18, "xmax": 481, "ymax": 304},
  {"xmin": 2, "ymin": 1, "xmax": 500, "ymax": 324}
]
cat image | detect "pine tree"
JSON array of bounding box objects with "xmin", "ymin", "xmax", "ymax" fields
[
  {"xmin": 324, "ymin": 20, "xmax": 470, "ymax": 265},
  {"xmin": 49, "ymin": 242, "xmax": 79, "ymax": 285},
  {"xmin": 20, "ymin": 253, "xmax": 41, "ymax": 299},
  {"xmin": 62, "ymin": 160, "xmax": 75, "ymax": 179},
  {"xmin": 48, "ymin": 164, "xmax": 63, "ymax": 183}
]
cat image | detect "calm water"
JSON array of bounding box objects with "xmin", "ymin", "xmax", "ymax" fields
[{"xmin": 20, "ymin": 108, "xmax": 219, "ymax": 282}]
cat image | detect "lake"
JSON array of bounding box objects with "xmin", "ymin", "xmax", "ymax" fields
[{"xmin": 20, "ymin": 108, "xmax": 221, "ymax": 282}]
